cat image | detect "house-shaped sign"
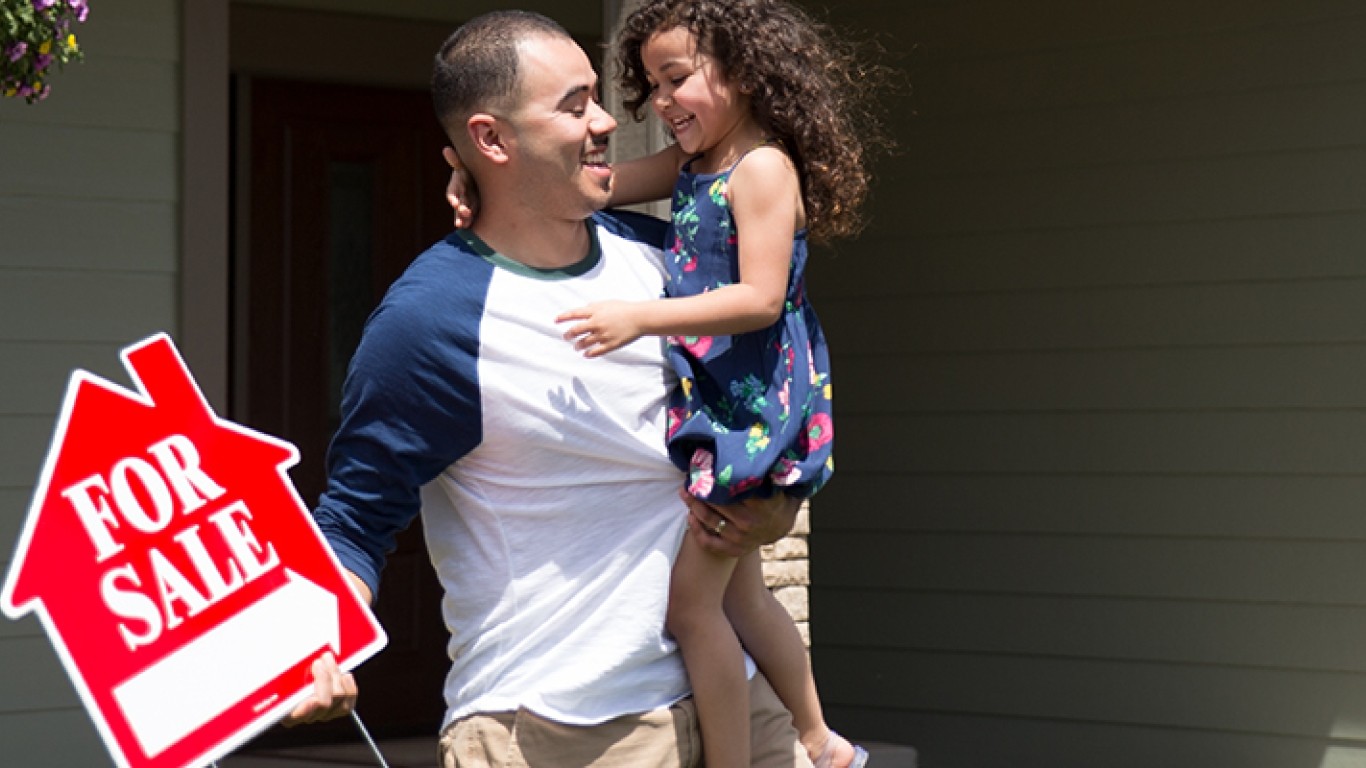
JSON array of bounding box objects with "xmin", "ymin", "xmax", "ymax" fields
[{"xmin": 1, "ymin": 333, "xmax": 386, "ymax": 768}]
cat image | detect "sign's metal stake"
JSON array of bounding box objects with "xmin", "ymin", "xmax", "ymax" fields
[
  {"xmin": 351, "ymin": 710, "xmax": 392, "ymax": 768},
  {"xmin": 206, "ymin": 710, "xmax": 389, "ymax": 768}
]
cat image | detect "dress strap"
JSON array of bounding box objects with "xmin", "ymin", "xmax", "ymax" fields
[{"xmin": 725, "ymin": 137, "xmax": 782, "ymax": 174}]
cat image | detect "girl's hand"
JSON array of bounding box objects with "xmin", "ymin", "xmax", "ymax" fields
[
  {"xmin": 557, "ymin": 301, "xmax": 646, "ymax": 357},
  {"xmin": 442, "ymin": 147, "xmax": 478, "ymax": 229}
]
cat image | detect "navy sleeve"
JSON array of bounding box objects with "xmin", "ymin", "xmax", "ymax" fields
[
  {"xmin": 313, "ymin": 240, "xmax": 489, "ymax": 597},
  {"xmin": 595, "ymin": 209, "xmax": 669, "ymax": 249}
]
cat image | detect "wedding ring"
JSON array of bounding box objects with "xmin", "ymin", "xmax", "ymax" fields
[{"xmin": 714, "ymin": 518, "xmax": 727, "ymax": 535}]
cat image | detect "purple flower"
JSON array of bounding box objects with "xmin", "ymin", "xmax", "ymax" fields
[
  {"xmin": 7, "ymin": 42, "xmax": 28, "ymax": 63},
  {"xmin": 70, "ymin": 0, "xmax": 89, "ymax": 22},
  {"xmin": 34, "ymin": 53, "xmax": 53, "ymax": 71},
  {"xmin": 32, "ymin": 0, "xmax": 56, "ymax": 11}
]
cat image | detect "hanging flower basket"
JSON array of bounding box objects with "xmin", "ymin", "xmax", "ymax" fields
[{"xmin": 1, "ymin": 0, "xmax": 89, "ymax": 104}]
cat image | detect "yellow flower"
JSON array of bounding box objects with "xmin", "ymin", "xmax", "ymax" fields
[
  {"xmin": 39, "ymin": 40, "xmax": 53, "ymax": 55},
  {"xmin": 67, "ymin": 34, "xmax": 78, "ymax": 52},
  {"xmin": 747, "ymin": 423, "xmax": 770, "ymax": 452},
  {"xmin": 3, "ymin": 87, "xmax": 16, "ymax": 98}
]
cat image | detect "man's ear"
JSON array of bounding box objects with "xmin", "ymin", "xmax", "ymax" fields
[{"xmin": 467, "ymin": 113, "xmax": 509, "ymax": 164}]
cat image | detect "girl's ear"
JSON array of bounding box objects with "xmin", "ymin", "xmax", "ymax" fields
[{"xmin": 467, "ymin": 113, "xmax": 509, "ymax": 164}]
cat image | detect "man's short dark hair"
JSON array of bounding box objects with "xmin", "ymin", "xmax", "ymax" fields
[{"xmin": 432, "ymin": 10, "xmax": 573, "ymax": 140}]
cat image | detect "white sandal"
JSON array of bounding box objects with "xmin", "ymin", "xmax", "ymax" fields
[{"xmin": 812, "ymin": 731, "xmax": 869, "ymax": 768}]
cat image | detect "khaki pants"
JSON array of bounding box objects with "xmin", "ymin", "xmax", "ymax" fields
[{"xmin": 439, "ymin": 672, "xmax": 812, "ymax": 768}]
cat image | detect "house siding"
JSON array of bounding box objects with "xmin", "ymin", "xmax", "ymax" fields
[
  {"xmin": 0, "ymin": 0, "xmax": 181, "ymax": 763},
  {"xmin": 809, "ymin": 1, "xmax": 1366, "ymax": 765}
]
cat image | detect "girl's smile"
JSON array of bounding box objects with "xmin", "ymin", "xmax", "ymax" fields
[{"xmin": 641, "ymin": 26, "xmax": 762, "ymax": 173}]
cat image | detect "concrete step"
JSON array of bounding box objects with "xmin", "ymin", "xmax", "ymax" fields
[
  {"xmin": 219, "ymin": 735, "xmax": 433, "ymax": 767},
  {"xmin": 863, "ymin": 740, "xmax": 920, "ymax": 767}
]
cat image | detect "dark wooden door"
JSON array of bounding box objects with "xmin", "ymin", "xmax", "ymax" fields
[{"xmin": 239, "ymin": 78, "xmax": 452, "ymax": 740}]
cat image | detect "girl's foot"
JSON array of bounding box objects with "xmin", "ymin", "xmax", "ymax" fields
[{"xmin": 810, "ymin": 730, "xmax": 869, "ymax": 768}]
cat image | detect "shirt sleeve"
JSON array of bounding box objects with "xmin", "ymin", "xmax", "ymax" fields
[
  {"xmin": 312, "ymin": 254, "xmax": 484, "ymax": 597},
  {"xmin": 596, "ymin": 209, "xmax": 669, "ymax": 249}
]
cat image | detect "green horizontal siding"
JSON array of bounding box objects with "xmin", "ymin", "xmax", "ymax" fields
[
  {"xmin": 0, "ymin": 1, "xmax": 181, "ymax": 764},
  {"xmin": 809, "ymin": 1, "xmax": 1366, "ymax": 764}
]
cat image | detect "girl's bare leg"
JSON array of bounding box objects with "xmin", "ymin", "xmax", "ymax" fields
[
  {"xmin": 725, "ymin": 551, "xmax": 860, "ymax": 767},
  {"xmin": 668, "ymin": 530, "xmax": 747, "ymax": 768}
]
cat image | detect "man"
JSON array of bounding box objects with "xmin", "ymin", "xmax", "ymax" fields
[{"xmin": 287, "ymin": 10, "xmax": 810, "ymax": 767}]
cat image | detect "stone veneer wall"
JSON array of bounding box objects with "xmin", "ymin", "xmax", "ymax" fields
[{"xmin": 761, "ymin": 502, "xmax": 811, "ymax": 647}]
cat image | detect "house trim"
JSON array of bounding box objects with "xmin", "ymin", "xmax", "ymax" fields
[{"xmin": 180, "ymin": 0, "xmax": 231, "ymax": 411}]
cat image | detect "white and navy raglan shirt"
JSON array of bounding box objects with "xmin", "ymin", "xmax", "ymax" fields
[{"xmin": 315, "ymin": 210, "xmax": 694, "ymax": 727}]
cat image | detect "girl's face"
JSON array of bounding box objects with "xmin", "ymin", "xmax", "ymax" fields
[{"xmin": 641, "ymin": 26, "xmax": 754, "ymax": 166}]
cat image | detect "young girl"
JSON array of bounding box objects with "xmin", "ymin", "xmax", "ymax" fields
[{"xmin": 448, "ymin": 2, "xmax": 882, "ymax": 765}]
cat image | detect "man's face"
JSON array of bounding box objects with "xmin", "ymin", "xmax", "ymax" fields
[{"xmin": 502, "ymin": 35, "xmax": 617, "ymax": 219}]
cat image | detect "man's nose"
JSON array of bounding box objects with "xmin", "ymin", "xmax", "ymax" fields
[{"xmin": 589, "ymin": 99, "xmax": 618, "ymax": 135}]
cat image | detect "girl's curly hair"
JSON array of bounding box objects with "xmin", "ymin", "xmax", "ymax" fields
[{"xmin": 617, "ymin": 0, "xmax": 889, "ymax": 243}]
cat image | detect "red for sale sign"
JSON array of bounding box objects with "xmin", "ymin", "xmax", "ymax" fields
[{"xmin": 1, "ymin": 333, "xmax": 387, "ymax": 768}]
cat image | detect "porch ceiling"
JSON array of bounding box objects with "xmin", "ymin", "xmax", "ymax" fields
[{"xmin": 229, "ymin": 0, "xmax": 600, "ymax": 37}]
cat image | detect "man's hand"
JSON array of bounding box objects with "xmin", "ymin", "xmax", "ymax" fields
[
  {"xmin": 281, "ymin": 652, "xmax": 358, "ymax": 727},
  {"xmin": 679, "ymin": 488, "xmax": 800, "ymax": 558},
  {"xmin": 442, "ymin": 147, "xmax": 478, "ymax": 229}
]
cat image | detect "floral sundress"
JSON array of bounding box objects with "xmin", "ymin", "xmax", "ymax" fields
[{"xmin": 663, "ymin": 152, "xmax": 834, "ymax": 504}]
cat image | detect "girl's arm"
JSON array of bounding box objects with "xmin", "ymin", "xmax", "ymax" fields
[
  {"xmin": 610, "ymin": 142, "xmax": 689, "ymax": 207},
  {"xmin": 443, "ymin": 143, "xmax": 687, "ymax": 227},
  {"xmin": 558, "ymin": 146, "xmax": 803, "ymax": 357}
]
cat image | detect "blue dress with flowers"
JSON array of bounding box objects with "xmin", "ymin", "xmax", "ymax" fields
[{"xmin": 663, "ymin": 153, "xmax": 834, "ymax": 504}]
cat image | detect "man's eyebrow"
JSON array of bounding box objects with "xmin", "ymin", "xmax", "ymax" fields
[{"xmin": 557, "ymin": 84, "xmax": 593, "ymax": 108}]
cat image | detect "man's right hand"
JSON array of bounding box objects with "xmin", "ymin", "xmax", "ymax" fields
[{"xmin": 281, "ymin": 652, "xmax": 358, "ymax": 727}]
